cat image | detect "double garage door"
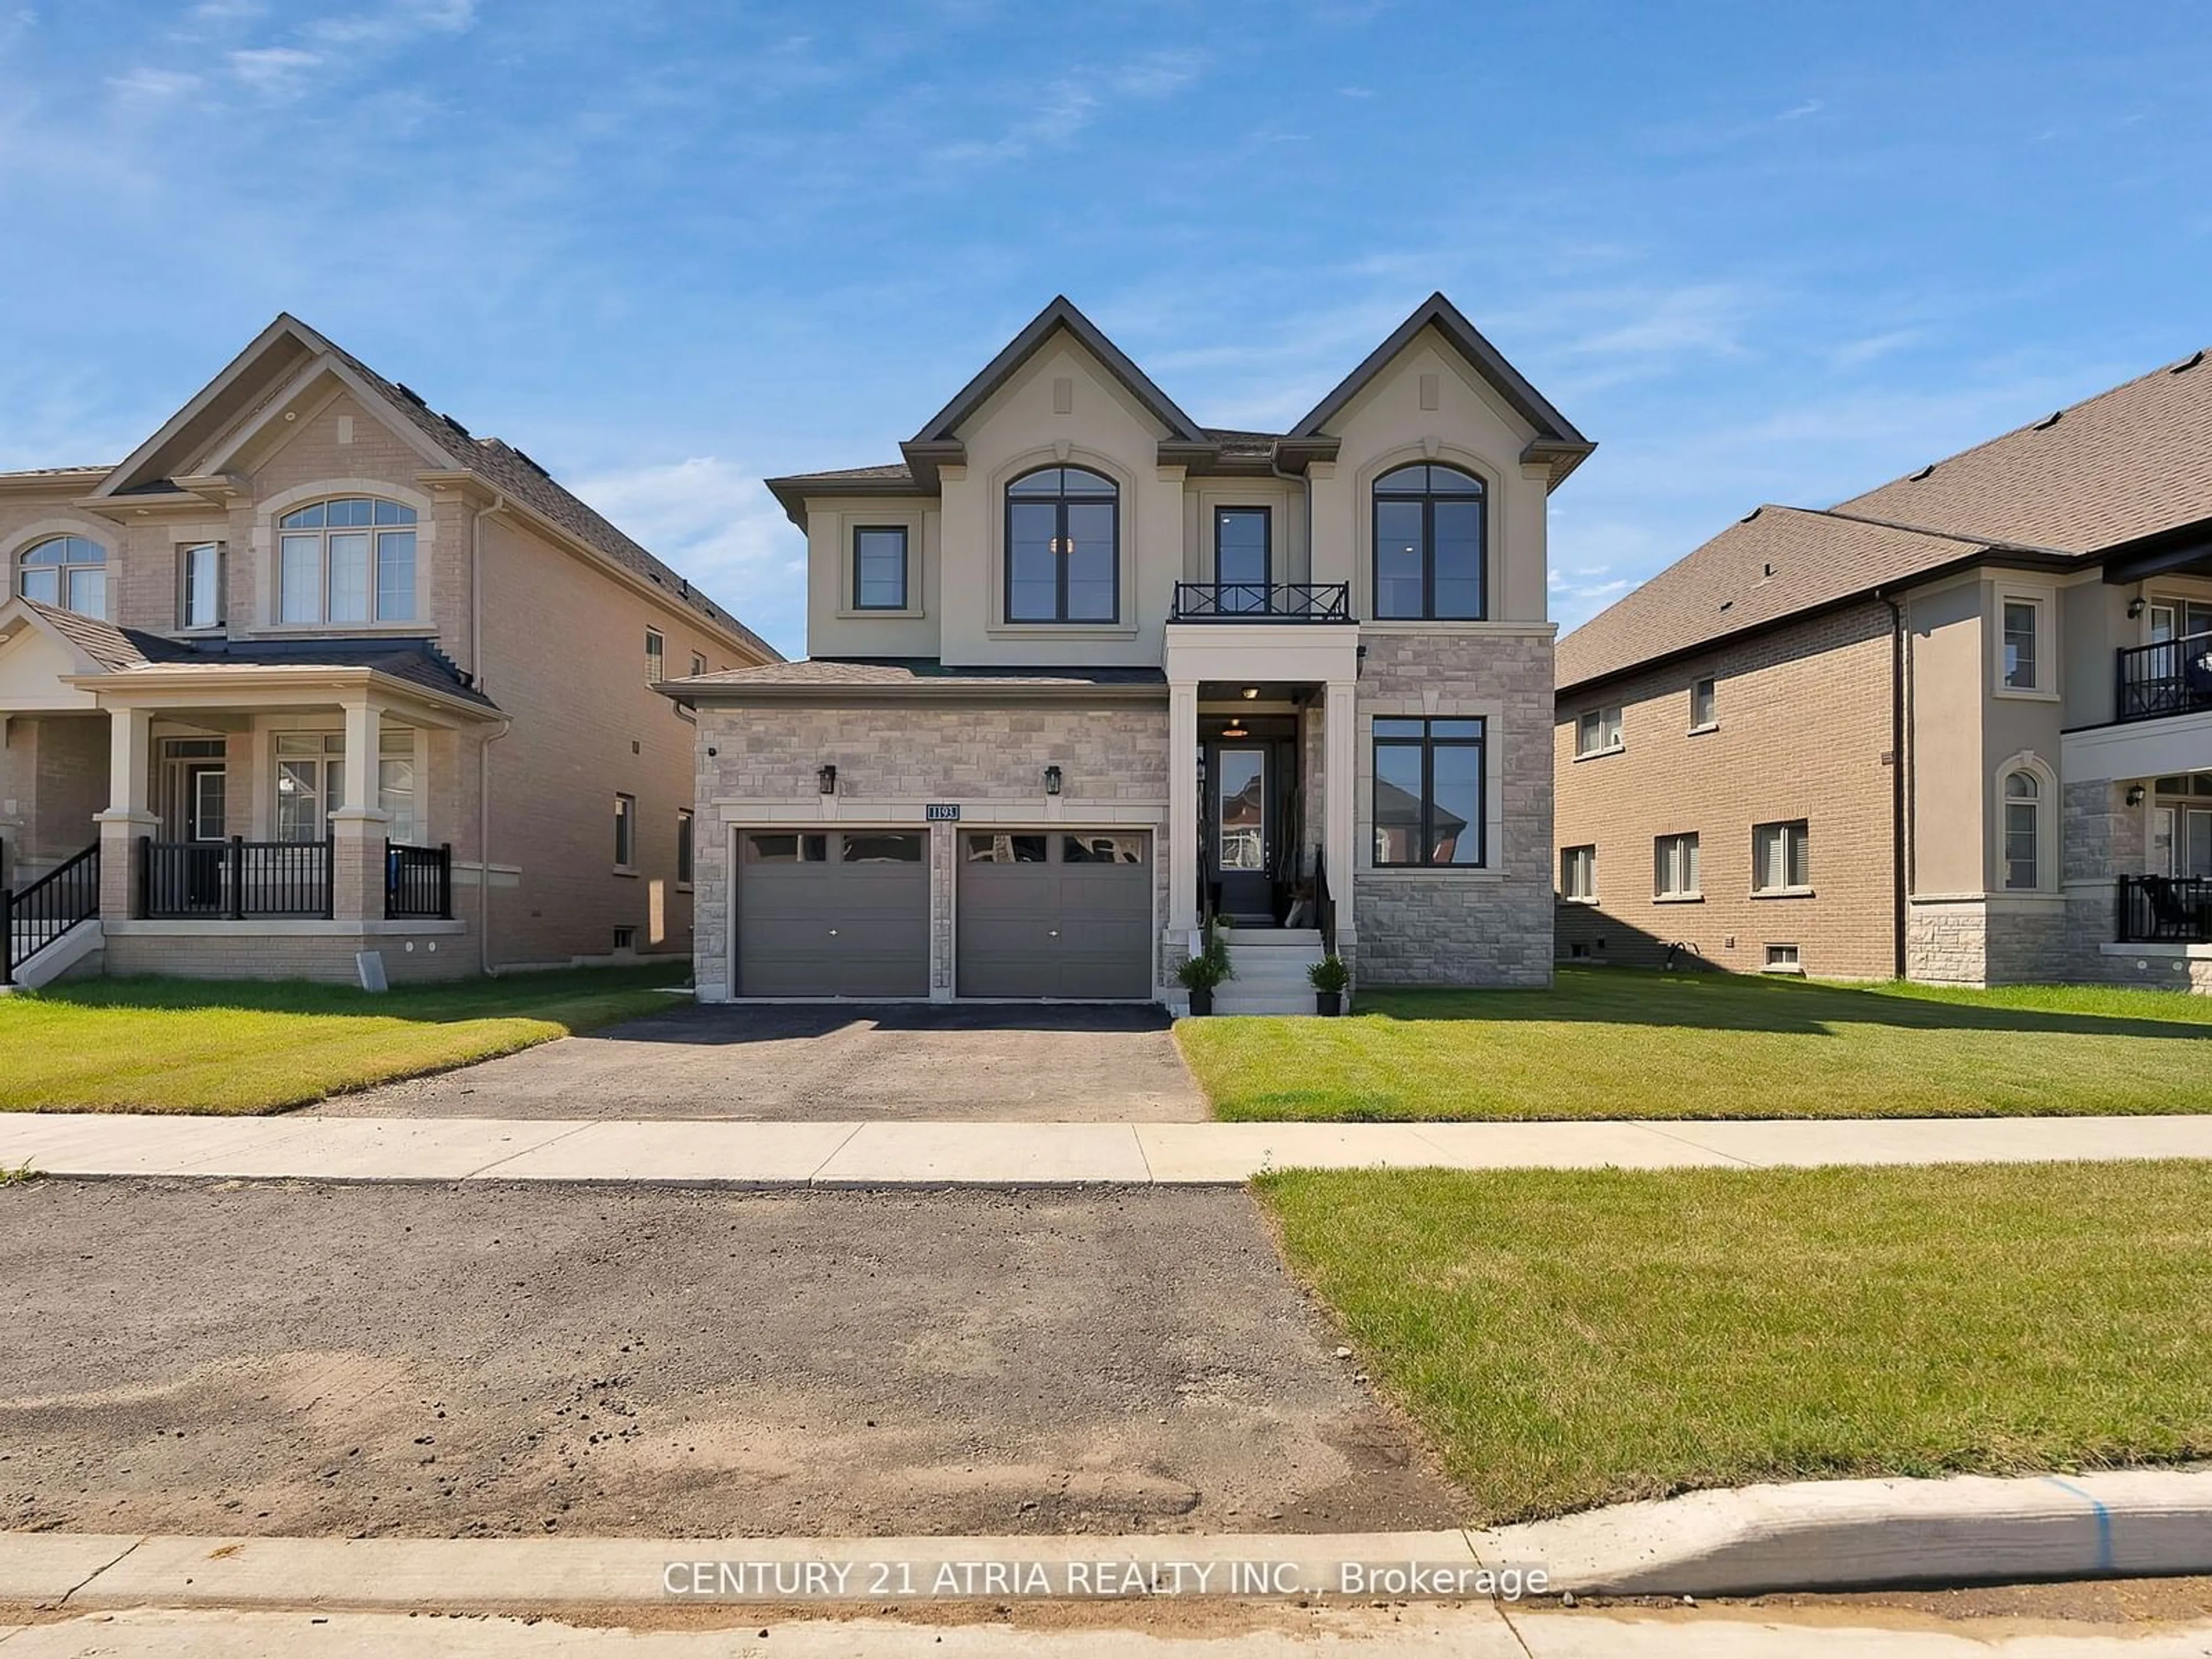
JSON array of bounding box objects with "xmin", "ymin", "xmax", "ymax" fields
[{"xmin": 734, "ymin": 827, "xmax": 1150, "ymax": 999}]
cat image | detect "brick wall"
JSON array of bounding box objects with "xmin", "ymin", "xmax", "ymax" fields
[
  {"xmin": 1555, "ymin": 602, "xmax": 1899, "ymax": 980},
  {"xmin": 1351, "ymin": 630, "xmax": 1555, "ymax": 988},
  {"xmin": 101, "ymin": 924, "xmax": 475, "ymax": 984}
]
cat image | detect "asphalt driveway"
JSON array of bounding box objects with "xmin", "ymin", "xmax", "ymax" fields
[
  {"xmin": 0, "ymin": 1180, "xmax": 1458, "ymax": 1539},
  {"xmin": 317, "ymin": 1002, "xmax": 1207, "ymax": 1122}
]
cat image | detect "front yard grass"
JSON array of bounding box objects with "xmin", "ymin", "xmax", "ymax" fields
[
  {"xmin": 1257, "ymin": 1160, "xmax": 2212, "ymax": 1524},
  {"xmin": 0, "ymin": 965, "xmax": 688, "ymax": 1115},
  {"xmin": 1181, "ymin": 967, "xmax": 2212, "ymax": 1120}
]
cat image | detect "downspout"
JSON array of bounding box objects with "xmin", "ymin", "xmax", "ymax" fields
[
  {"xmin": 1271, "ymin": 447, "xmax": 1319, "ymax": 884},
  {"xmin": 473, "ymin": 493, "xmax": 513, "ymax": 975},
  {"xmin": 1882, "ymin": 590, "xmax": 1910, "ymax": 979}
]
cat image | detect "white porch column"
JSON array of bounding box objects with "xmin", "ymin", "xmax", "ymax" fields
[
  {"xmin": 1166, "ymin": 679, "xmax": 1200, "ymax": 942},
  {"xmin": 329, "ymin": 698, "xmax": 389, "ymax": 922},
  {"xmin": 94, "ymin": 705, "xmax": 156, "ymax": 919},
  {"xmin": 1323, "ymin": 677, "xmax": 1358, "ymax": 964}
]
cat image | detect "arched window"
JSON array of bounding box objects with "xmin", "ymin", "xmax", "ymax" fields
[
  {"xmin": 1372, "ymin": 463, "xmax": 1485, "ymax": 620},
  {"xmin": 276, "ymin": 497, "xmax": 418, "ymax": 625},
  {"xmin": 2002, "ymin": 770, "xmax": 2041, "ymax": 889},
  {"xmin": 1005, "ymin": 466, "xmax": 1118, "ymax": 623},
  {"xmin": 17, "ymin": 535, "xmax": 107, "ymax": 618}
]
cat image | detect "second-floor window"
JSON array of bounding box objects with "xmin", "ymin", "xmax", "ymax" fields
[
  {"xmin": 277, "ymin": 497, "xmax": 416, "ymax": 625},
  {"xmin": 1575, "ymin": 707, "xmax": 1623, "ymax": 756},
  {"xmin": 853, "ymin": 526, "xmax": 910, "ymax": 610},
  {"xmin": 1373, "ymin": 463, "xmax": 1484, "ymax": 620},
  {"xmin": 180, "ymin": 543, "xmax": 223, "ymax": 629},
  {"xmin": 1214, "ymin": 506, "xmax": 1271, "ymax": 612},
  {"xmin": 646, "ymin": 628, "xmax": 665, "ymax": 684},
  {"xmin": 1005, "ymin": 465, "xmax": 1118, "ymax": 623},
  {"xmin": 17, "ymin": 535, "xmax": 107, "ymax": 618}
]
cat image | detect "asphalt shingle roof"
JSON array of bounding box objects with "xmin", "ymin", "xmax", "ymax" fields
[
  {"xmin": 668, "ymin": 658, "xmax": 1166, "ymax": 693},
  {"xmin": 1557, "ymin": 347, "xmax": 2212, "ymax": 694}
]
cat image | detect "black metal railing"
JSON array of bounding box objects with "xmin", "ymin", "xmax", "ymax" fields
[
  {"xmin": 385, "ymin": 842, "xmax": 453, "ymax": 921},
  {"xmin": 2116, "ymin": 874, "xmax": 2212, "ymax": 944},
  {"xmin": 1315, "ymin": 847, "xmax": 1337, "ymax": 959},
  {"xmin": 2116, "ymin": 632, "xmax": 2212, "ymax": 723},
  {"xmin": 1, "ymin": 842, "xmax": 100, "ymax": 986},
  {"xmin": 141, "ymin": 837, "xmax": 334, "ymax": 920},
  {"xmin": 1171, "ymin": 581, "xmax": 1352, "ymax": 622}
]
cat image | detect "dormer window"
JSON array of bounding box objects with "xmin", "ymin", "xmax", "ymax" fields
[
  {"xmin": 17, "ymin": 535, "xmax": 107, "ymax": 618},
  {"xmin": 1373, "ymin": 463, "xmax": 1485, "ymax": 620},
  {"xmin": 276, "ymin": 497, "xmax": 417, "ymax": 625},
  {"xmin": 1005, "ymin": 465, "xmax": 1118, "ymax": 623}
]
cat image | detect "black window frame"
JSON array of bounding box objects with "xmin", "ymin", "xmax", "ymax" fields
[
  {"xmin": 1370, "ymin": 463, "xmax": 1487, "ymax": 622},
  {"xmin": 676, "ymin": 808, "xmax": 695, "ymax": 886},
  {"xmin": 1003, "ymin": 465, "xmax": 1120, "ymax": 624},
  {"xmin": 851, "ymin": 524, "xmax": 911, "ymax": 611},
  {"xmin": 1213, "ymin": 504, "xmax": 1272, "ymax": 601},
  {"xmin": 1370, "ymin": 715, "xmax": 1487, "ymax": 869},
  {"xmin": 613, "ymin": 792, "xmax": 637, "ymax": 870}
]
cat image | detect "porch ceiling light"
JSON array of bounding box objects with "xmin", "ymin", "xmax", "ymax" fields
[
  {"xmin": 817, "ymin": 764, "xmax": 837, "ymax": 796},
  {"xmin": 1240, "ymin": 685, "xmax": 1259, "ymax": 699},
  {"xmin": 1221, "ymin": 720, "xmax": 1249, "ymax": 739},
  {"xmin": 1044, "ymin": 765, "xmax": 1063, "ymax": 796}
]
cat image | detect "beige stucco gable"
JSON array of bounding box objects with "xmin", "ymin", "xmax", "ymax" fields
[
  {"xmin": 0, "ymin": 605, "xmax": 107, "ymax": 710},
  {"xmin": 1309, "ymin": 324, "xmax": 1554, "ymax": 626}
]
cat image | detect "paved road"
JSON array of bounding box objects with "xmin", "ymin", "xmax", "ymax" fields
[
  {"xmin": 0, "ymin": 1180, "xmax": 1453, "ymax": 1540},
  {"xmin": 315, "ymin": 1003, "xmax": 1207, "ymax": 1123}
]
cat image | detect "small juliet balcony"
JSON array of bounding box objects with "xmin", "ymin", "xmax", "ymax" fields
[
  {"xmin": 2115, "ymin": 633, "xmax": 2212, "ymax": 724},
  {"xmin": 1170, "ymin": 581, "xmax": 1353, "ymax": 623}
]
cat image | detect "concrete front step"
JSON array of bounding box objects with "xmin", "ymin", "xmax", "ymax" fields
[{"xmin": 1221, "ymin": 927, "xmax": 1323, "ymax": 948}]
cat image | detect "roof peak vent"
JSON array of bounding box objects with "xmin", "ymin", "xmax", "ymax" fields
[
  {"xmin": 2173, "ymin": 349, "xmax": 2206, "ymax": 374},
  {"xmin": 1908, "ymin": 464, "xmax": 1935, "ymax": 480},
  {"xmin": 2032, "ymin": 410, "xmax": 2062, "ymax": 430}
]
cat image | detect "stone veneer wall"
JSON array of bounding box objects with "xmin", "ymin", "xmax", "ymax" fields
[
  {"xmin": 1904, "ymin": 900, "xmax": 1986, "ymax": 985},
  {"xmin": 100, "ymin": 923, "xmax": 474, "ymax": 984},
  {"xmin": 1350, "ymin": 631, "xmax": 1553, "ymax": 988},
  {"xmin": 2061, "ymin": 777, "xmax": 2212, "ymax": 993},
  {"xmin": 690, "ymin": 700, "xmax": 1171, "ymax": 1001}
]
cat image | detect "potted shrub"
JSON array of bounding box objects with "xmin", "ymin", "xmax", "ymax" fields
[
  {"xmin": 1308, "ymin": 954, "xmax": 1349, "ymax": 1016},
  {"xmin": 1176, "ymin": 927, "xmax": 1234, "ymax": 1016}
]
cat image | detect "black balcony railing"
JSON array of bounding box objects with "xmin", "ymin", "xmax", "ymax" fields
[
  {"xmin": 2116, "ymin": 874, "xmax": 2212, "ymax": 944},
  {"xmin": 385, "ymin": 842, "xmax": 453, "ymax": 921},
  {"xmin": 2115, "ymin": 632, "xmax": 2212, "ymax": 723},
  {"xmin": 141, "ymin": 837, "xmax": 333, "ymax": 920},
  {"xmin": 1171, "ymin": 581, "xmax": 1352, "ymax": 622},
  {"xmin": 1, "ymin": 842, "xmax": 100, "ymax": 986}
]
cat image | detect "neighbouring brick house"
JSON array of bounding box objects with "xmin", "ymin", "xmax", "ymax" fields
[
  {"xmin": 1, "ymin": 314, "xmax": 776, "ymax": 986},
  {"xmin": 1554, "ymin": 344, "xmax": 2212, "ymax": 992},
  {"xmin": 664, "ymin": 295, "xmax": 1591, "ymax": 1009}
]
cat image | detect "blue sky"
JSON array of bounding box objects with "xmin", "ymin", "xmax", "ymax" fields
[{"xmin": 2, "ymin": 1, "xmax": 2207, "ymax": 658}]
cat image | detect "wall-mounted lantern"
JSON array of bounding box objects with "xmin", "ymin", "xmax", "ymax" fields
[
  {"xmin": 817, "ymin": 764, "xmax": 838, "ymax": 796},
  {"xmin": 1044, "ymin": 765, "xmax": 1063, "ymax": 797}
]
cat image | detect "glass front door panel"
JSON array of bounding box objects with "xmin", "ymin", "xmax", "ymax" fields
[{"xmin": 1216, "ymin": 749, "xmax": 1266, "ymax": 872}]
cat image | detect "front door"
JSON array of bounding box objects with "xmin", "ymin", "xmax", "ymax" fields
[{"xmin": 1214, "ymin": 745, "xmax": 1271, "ymax": 921}]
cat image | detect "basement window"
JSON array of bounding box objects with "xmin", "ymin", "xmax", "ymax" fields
[{"xmin": 1763, "ymin": 943, "xmax": 1802, "ymax": 974}]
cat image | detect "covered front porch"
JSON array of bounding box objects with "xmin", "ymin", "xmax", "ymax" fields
[
  {"xmin": 1164, "ymin": 618, "xmax": 1360, "ymax": 1008},
  {"xmin": 3, "ymin": 629, "xmax": 493, "ymax": 984}
]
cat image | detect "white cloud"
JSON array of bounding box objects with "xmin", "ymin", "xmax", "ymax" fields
[
  {"xmin": 930, "ymin": 48, "xmax": 1205, "ymax": 165},
  {"xmin": 306, "ymin": 0, "xmax": 476, "ymax": 48},
  {"xmin": 228, "ymin": 44, "xmax": 322, "ymax": 96},
  {"xmin": 1778, "ymin": 98, "xmax": 1824, "ymax": 121},
  {"xmin": 569, "ymin": 456, "xmax": 808, "ymax": 657},
  {"xmin": 108, "ymin": 66, "xmax": 204, "ymax": 97}
]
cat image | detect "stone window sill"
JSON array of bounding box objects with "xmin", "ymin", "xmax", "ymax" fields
[
  {"xmin": 1750, "ymin": 886, "xmax": 1816, "ymax": 899},
  {"xmin": 1653, "ymin": 892, "xmax": 1703, "ymax": 904},
  {"xmin": 1572, "ymin": 745, "xmax": 1624, "ymax": 763}
]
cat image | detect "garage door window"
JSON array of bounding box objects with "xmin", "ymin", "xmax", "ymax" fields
[
  {"xmin": 842, "ymin": 832, "xmax": 923, "ymax": 862},
  {"xmin": 1063, "ymin": 834, "xmax": 1145, "ymax": 864},
  {"xmin": 747, "ymin": 832, "xmax": 828, "ymax": 863},
  {"xmin": 967, "ymin": 833, "xmax": 1048, "ymax": 863}
]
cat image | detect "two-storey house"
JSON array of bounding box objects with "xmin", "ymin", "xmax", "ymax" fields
[
  {"xmin": 1554, "ymin": 343, "xmax": 2212, "ymax": 992},
  {"xmin": 1, "ymin": 314, "xmax": 775, "ymax": 987},
  {"xmin": 668, "ymin": 295, "xmax": 1592, "ymax": 1009}
]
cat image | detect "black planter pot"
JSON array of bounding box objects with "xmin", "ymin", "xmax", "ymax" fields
[
  {"xmin": 1187, "ymin": 986, "xmax": 1214, "ymax": 1016},
  {"xmin": 1315, "ymin": 990, "xmax": 1343, "ymax": 1017}
]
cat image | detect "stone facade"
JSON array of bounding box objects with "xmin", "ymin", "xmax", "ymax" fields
[
  {"xmin": 1350, "ymin": 629, "xmax": 1554, "ymax": 988},
  {"xmin": 100, "ymin": 921, "xmax": 474, "ymax": 983},
  {"xmin": 689, "ymin": 699, "xmax": 1171, "ymax": 1001}
]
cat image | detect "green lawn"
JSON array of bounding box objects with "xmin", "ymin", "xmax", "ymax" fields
[
  {"xmin": 1257, "ymin": 1161, "xmax": 2212, "ymax": 1524},
  {"xmin": 1180, "ymin": 968, "xmax": 2212, "ymax": 1120},
  {"xmin": 0, "ymin": 965, "xmax": 688, "ymax": 1115}
]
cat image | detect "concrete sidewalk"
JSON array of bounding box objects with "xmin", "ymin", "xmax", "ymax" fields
[{"xmin": 5, "ymin": 1111, "xmax": 2212, "ymax": 1185}]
